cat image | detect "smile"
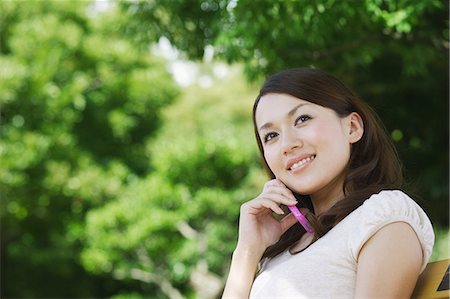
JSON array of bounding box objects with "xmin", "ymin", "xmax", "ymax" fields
[{"xmin": 289, "ymin": 155, "xmax": 316, "ymax": 171}]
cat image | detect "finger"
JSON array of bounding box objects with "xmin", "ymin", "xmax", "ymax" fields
[
  {"xmin": 259, "ymin": 192, "xmax": 297, "ymax": 207},
  {"xmin": 273, "ymin": 179, "xmax": 286, "ymax": 187},
  {"xmin": 264, "ymin": 186, "xmax": 297, "ymax": 201},
  {"xmin": 262, "ymin": 181, "xmax": 295, "ymax": 197},
  {"xmin": 263, "ymin": 179, "xmax": 287, "ymax": 189},
  {"xmin": 246, "ymin": 196, "xmax": 284, "ymax": 215},
  {"xmin": 258, "ymin": 197, "xmax": 285, "ymax": 215},
  {"xmin": 279, "ymin": 213, "xmax": 298, "ymax": 234},
  {"xmin": 262, "ymin": 180, "xmax": 278, "ymax": 191},
  {"xmin": 272, "ymin": 179, "xmax": 291, "ymax": 189}
]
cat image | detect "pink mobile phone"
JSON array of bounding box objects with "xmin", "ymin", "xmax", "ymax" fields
[
  {"xmin": 275, "ymin": 179, "xmax": 314, "ymax": 233},
  {"xmin": 287, "ymin": 205, "xmax": 314, "ymax": 234}
]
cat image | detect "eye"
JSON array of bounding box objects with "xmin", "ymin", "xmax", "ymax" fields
[
  {"xmin": 295, "ymin": 114, "xmax": 312, "ymax": 126},
  {"xmin": 263, "ymin": 132, "xmax": 278, "ymax": 143}
]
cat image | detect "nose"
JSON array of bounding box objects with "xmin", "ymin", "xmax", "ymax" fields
[{"xmin": 281, "ymin": 128, "xmax": 303, "ymax": 155}]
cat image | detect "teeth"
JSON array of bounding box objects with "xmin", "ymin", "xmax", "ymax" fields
[{"xmin": 290, "ymin": 155, "xmax": 315, "ymax": 170}]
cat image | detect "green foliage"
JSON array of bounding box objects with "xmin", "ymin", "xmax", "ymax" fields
[
  {"xmin": 149, "ymin": 66, "xmax": 257, "ymax": 189},
  {"xmin": 430, "ymin": 228, "xmax": 450, "ymax": 262},
  {"xmin": 121, "ymin": 0, "xmax": 446, "ymax": 77},
  {"xmin": 2, "ymin": 1, "xmax": 448, "ymax": 298},
  {"xmin": 81, "ymin": 67, "xmax": 262, "ymax": 297},
  {"xmin": 112, "ymin": 293, "xmax": 147, "ymax": 299},
  {"xmin": 81, "ymin": 175, "xmax": 186, "ymax": 273},
  {"xmin": 121, "ymin": 0, "xmax": 449, "ymax": 227},
  {"xmin": 1, "ymin": 1, "xmax": 178, "ymax": 297}
]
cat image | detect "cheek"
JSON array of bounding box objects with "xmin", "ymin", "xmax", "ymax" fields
[
  {"xmin": 309, "ymin": 123, "xmax": 351, "ymax": 159},
  {"xmin": 312, "ymin": 122, "xmax": 346, "ymax": 144},
  {"xmin": 263, "ymin": 148, "xmax": 281, "ymax": 172},
  {"xmin": 319, "ymin": 126, "xmax": 352, "ymax": 160}
]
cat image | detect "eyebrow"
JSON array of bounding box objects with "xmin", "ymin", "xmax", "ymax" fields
[{"xmin": 258, "ymin": 103, "xmax": 309, "ymax": 132}]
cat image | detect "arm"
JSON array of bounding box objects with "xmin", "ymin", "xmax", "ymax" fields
[
  {"xmin": 222, "ymin": 180, "xmax": 298, "ymax": 298},
  {"xmin": 222, "ymin": 245, "xmax": 264, "ymax": 298},
  {"xmin": 354, "ymin": 221, "xmax": 423, "ymax": 299}
]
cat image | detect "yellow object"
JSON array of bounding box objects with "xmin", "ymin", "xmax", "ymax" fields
[{"xmin": 412, "ymin": 259, "xmax": 449, "ymax": 299}]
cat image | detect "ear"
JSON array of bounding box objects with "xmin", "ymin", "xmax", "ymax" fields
[{"xmin": 347, "ymin": 112, "xmax": 364, "ymax": 144}]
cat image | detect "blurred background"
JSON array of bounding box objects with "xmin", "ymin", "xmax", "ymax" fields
[{"xmin": 0, "ymin": 1, "xmax": 448, "ymax": 298}]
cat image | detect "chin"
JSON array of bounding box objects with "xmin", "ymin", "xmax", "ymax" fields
[{"xmin": 286, "ymin": 183, "xmax": 317, "ymax": 196}]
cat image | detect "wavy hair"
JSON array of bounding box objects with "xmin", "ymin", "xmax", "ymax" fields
[{"xmin": 252, "ymin": 68, "xmax": 403, "ymax": 259}]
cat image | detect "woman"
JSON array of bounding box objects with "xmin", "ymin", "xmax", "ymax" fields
[{"xmin": 222, "ymin": 68, "xmax": 434, "ymax": 298}]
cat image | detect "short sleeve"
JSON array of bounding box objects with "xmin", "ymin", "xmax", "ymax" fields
[{"xmin": 349, "ymin": 190, "xmax": 435, "ymax": 273}]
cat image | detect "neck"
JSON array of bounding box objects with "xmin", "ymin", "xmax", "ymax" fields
[{"xmin": 310, "ymin": 176, "xmax": 345, "ymax": 215}]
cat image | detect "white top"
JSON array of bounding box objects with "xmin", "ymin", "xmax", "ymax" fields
[{"xmin": 250, "ymin": 190, "xmax": 435, "ymax": 298}]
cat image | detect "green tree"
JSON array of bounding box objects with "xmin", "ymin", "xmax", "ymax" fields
[
  {"xmin": 0, "ymin": 1, "xmax": 178, "ymax": 297},
  {"xmin": 2, "ymin": 1, "xmax": 447, "ymax": 298},
  {"xmin": 121, "ymin": 0, "xmax": 449, "ymax": 226},
  {"xmin": 81, "ymin": 66, "xmax": 265, "ymax": 298}
]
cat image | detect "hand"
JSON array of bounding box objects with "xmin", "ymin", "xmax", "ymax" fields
[{"xmin": 236, "ymin": 179, "xmax": 299, "ymax": 256}]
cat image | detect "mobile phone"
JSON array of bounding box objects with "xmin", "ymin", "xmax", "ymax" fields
[
  {"xmin": 287, "ymin": 205, "xmax": 314, "ymax": 234},
  {"xmin": 279, "ymin": 180, "xmax": 314, "ymax": 234}
]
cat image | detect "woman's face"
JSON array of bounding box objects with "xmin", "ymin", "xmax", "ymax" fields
[{"xmin": 255, "ymin": 93, "xmax": 363, "ymax": 200}]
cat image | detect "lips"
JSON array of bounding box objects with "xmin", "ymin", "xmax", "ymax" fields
[{"xmin": 286, "ymin": 154, "xmax": 316, "ymax": 171}]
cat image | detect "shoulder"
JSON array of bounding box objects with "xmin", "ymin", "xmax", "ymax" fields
[
  {"xmin": 357, "ymin": 190, "xmax": 434, "ymax": 232},
  {"xmin": 354, "ymin": 220, "xmax": 424, "ymax": 297},
  {"xmin": 349, "ymin": 189, "xmax": 435, "ymax": 272}
]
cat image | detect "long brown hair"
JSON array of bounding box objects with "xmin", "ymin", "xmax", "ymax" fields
[{"xmin": 253, "ymin": 68, "xmax": 403, "ymax": 259}]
